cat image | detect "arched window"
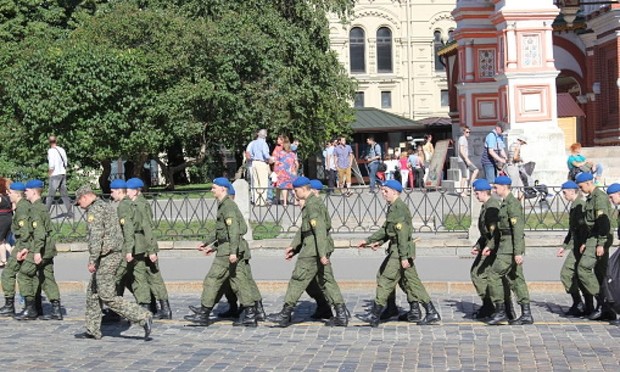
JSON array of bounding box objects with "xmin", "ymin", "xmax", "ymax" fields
[
  {"xmin": 376, "ymin": 27, "xmax": 392, "ymax": 73},
  {"xmin": 350, "ymin": 27, "xmax": 365, "ymax": 73},
  {"xmin": 434, "ymin": 30, "xmax": 445, "ymax": 72}
]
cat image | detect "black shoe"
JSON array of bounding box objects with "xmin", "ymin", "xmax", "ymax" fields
[
  {"xmin": 154, "ymin": 300, "xmax": 172, "ymax": 320},
  {"xmin": 217, "ymin": 304, "xmax": 240, "ymax": 319},
  {"xmin": 505, "ymin": 299, "xmax": 516, "ymax": 321},
  {"xmin": 417, "ymin": 302, "xmax": 441, "ymax": 325},
  {"xmin": 40, "ymin": 300, "xmax": 63, "ymax": 321},
  {"xmin": 184, "ymin": 306, "xmax": 212, "ymax": 325},
  {"xmin": 380, "ymin": 296, "xmax": 399, "ymax": 320},
  {"xmin": 565, "ymin": 300, "xmax": 585, "ymax": 318},
  {"xmin": 310, "ymin": 302, "xmax": 333, "ymax": 320},
  {"xmin": 609, "ymin": 318, "xmax": 620, "ymax": 326},
  {"xmin": 143, "ymin": 316, "xmax": 153, "ymax": 340},
  {"xmin": 356, "ymin": 302, "xmax": 384, "ymax": 327},
  {"xmin": 588, "ymin": 295, "xmax": 605, "ymax": 320},
  {"xmin": 509, "ymin": 303, "xmax": 534, "ymax": 325},
  {"xmin": 474, "ymin": 298, "xmax": 495, "ymax": 320},
  {"xmin": 74, "ymin": 332, "xmax": 101, "ymax": 340},
  {"xmin": 486, "ymin": 302, "xmax": 507, "ymax": 325},
  {"xmin": 399, "ymin": 302, "xmax": 422, "ymax": 322},
  {"xmin": 327, "ymin": 304, "xmax": 349, "ymax": 327},
  {"xmin": 584, "ymin": 294, "xmax": 594, "ymax": 317},
  {"xmin": 14, "ymin": 298, "xmax": 38, "ymax": 321},
  {"xmin": 255, "ymin": 301, "xmax": 266, "ymax": 322},
  {"xmin": 267, "ymin": 304, "xmax": 294, "ymax": 328},
  {"xmin": 0, "ymin": 297, "xmax": 15, "ymax": 317},
  {"xmin": 234, "ymin": 306, "xmax": 258, "ymax": 328}
]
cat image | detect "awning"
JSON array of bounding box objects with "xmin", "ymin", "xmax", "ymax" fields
[
  {"xmin": 557, "ymin": 93, "xmax": 585, "ymax": 118},
  {"xmin": 351, "ymin": 108, "xmax": 426, "ymax": 132}
]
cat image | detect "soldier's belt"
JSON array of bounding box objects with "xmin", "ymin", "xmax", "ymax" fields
[
  {"xmin": 134, "ymin": 230, "xmax": 145, "ymax": 234},
  {"xmin": 217, "ymin": 237, "xmax": 229, "ymax": 244},
  {"xmin": 499, "ymin": 229, "xmax": 512, "ymax": 234},
  {"xmin": 301, "ymin": 230, "xmax": 314, "ymax": 238}
]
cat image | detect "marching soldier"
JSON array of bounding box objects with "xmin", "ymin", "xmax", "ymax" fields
[
  {"xmin": 576, "ymin": 172, "xmax": 614, "ymax": 320},
  {"xmin": 127, "ymin": 178, "xmax": 172, "ymax": 319},
  {"xmin": 0, "ymin": 182, "xmax": 30, "ymax": 317},
  {"xmin": 606, "ymin": 183, "xmax": 620, "ymax": 325},
  {"xmin": 470, "ymin": 179, "xmax": 515, "ymax": 320},
  {"xmin": 557, "ymin": 180, "xmax": 589, "ymax": 317},
  {"xmin": 357, "ymin": 180, "xmax": 440, "ymax": 327},
  {"xmin": 14, "ymin": 179, "xmax": 62, "ymax": 321},
  {"xmin": 485, "ymin": 176, "xmax": 532, "ymax": 325},
  {"xmin": 74, "ymin": 185, "xmax": 153, "ymax": 340},
  {"xmin": 185, "ymin": 177, "xmax": 258, "ymax": 327},
  {"xmin": 267, "ymin": 177, "xmax": 348, "ymax": 327}
]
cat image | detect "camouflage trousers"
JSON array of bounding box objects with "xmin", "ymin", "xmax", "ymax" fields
[
  {"xmin": 17, "ymin": 256, "xmax": 60, "ymax": 301},
  {"xmin": 375, "ymin": 254, "xmax": 430, "ymax": 307},
  {"xmin": 86, "ymin": 252, "xmax": 151, "ymax": 338},
  {"xmin": 1, "ymin": 255, "xmax": 20, "ymax": 297},
  {"xmin": 283, "ymin": 256, "xmax": 345, "ymax": 307}
]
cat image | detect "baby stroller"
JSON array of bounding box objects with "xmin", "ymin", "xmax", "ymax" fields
[{"xmin": 519, "ymin": 161, "xmax": 549, "ymax": 201}]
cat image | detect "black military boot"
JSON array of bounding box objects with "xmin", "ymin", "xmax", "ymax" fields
[
  {"xmin": 509, "ymin": 303, "xmax": 534, "ymax": 325},
  {"xmin": 102, "ymin": 309, "xmax": 122, "ymax": 324},
  {"xmin": 255, "ymin": 301, "xmax": 266, "ymax": 321},
  {"xmin": 399, "ymin": 302, "xmax": 422, "ymax": 322},
  {"xmin": 380, "ymin": 293, "xmax": 399, "ymax": 320},
  {"xmin": 356, "ymin": 302, "xmax": 384, "ymax": 327},
  {"xmin": 588, "ymin": 295, "xmax": 605, "ymax": 320},
  {"xmin": 232, "ymin": 307, "xmax": 247, "ymax": 326},
  {"xmin": 584, "ymin": 293, "xmax": 594, "ymax": 317},
  {"xmin": 14, "ymin": 298, "xmax": 38, "ymax": 321},
  {"xmin": 143, "ymin": 315, "xmax": 153, "ymax": 340},
  {"xmin": 0, "ymin": 297, "xmax": 15, "ymax": 317},
  {"xmin": 140, "ymin": 303, "xmax": 153, "ymax": 314},
  {"xmin": 310, "ymin": 299, "xmax": 333, "ymax": 320},
  {"xmin": 565, "ymin": 293, "xmax": 585, "ymax": 317},
  {"xmin": 184, "ymin": 306, "xmax": 212, "ymax": 325},
  {"xmin": 486, "ymin": 302, "xmax": 507, "ymax": 325},
  {"xmin": 35, "ymin": 295, "xmax": 43, "ymax": 319},
  {"xmin": 417, "ymin": 302, "xmax": 441, "ymax": 325},
  {"xmin": 267, "ymin": 304, "xmax": 295, "ymax": 328},
  {"xmin": 40, "ymin": 300, "xmax": 63, "ymax": 320},
  {"xmin": 236, "ymin": 305, "xmax": 258, "ymax": 328},
  {"xmin": 505, "ymin": 300, "xmax": 516, "ymax": 321},
  {"xmin": 327, "ymin": 304, "xmax": 349, "ymax": 327},
  {"xmin": 474, "ymin": 297, "xmax": 495, "ymax": 320},
  {"xmin": 155, "ymin": 300, "xmax": 172, "ymax": 320}
]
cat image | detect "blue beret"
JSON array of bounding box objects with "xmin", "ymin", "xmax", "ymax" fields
[
  {"xmin": 561, "ymin": 181, "xmax": 579, "ymax": 190},
  {"xmin": 110, "ymin": 179, "xmax": 126, "ymax": 189},
  {"xmin": 126, "ymin": 178, "xmax": 145, "ymax": 189},
  {"xmin": 10, "ymin": 182, "xmax": 26, "ymax": 191},
  {"xmin": 494, "ymin": 176, "xmax": 512, "ymax": 186},
  {"xmin": 25, "ymin": 179, "xmax": 44, "ymax": 189},
  {"xmin": 212, "ymin": 177, "xmax": 231, "ymax": 189},
  {"xmin": 472, "ymin": 179, "xmax": 491, "ymax": 191},
  {"xmin": 382, "ymin": 179, "xmax": 403, "ymax": 193},
  {"xmin": 228, "ymin": 184, "xmax": 236, "ymax": 195},
  {"xmin": 575, "ymin": 172, "xmax": 593, "ymax": 184},
  {"xmin": 309, "ymin": 180, "xmax": 323, "ymax": 191},
  {"xmin": 606, "ymin": 183, "xmax": 620, "ymax": 195},
  {"xmin": 292, "ymin": 176, "xmax": 311, "ymax": 188}
]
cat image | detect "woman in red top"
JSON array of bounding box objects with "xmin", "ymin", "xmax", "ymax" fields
[
  {"xmin": 0, "ymin": 178, "xmax": 13, "ymax": 267},
  {"xmin": 398, "ymin": 152, "xmax": 410, "ymax": 189}
]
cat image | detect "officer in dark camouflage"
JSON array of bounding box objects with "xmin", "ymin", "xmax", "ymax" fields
[
  {"xmin": 576, "ymin": 172, "xmax": 614, "ymax": 321},
  {"xmin": 0, "ymin": 182, "xmax": 30, "ymax": 316},
  {"xmin": 357, "ymin": 180, "xmax": 440, "ymax": 327},
  {"xmin": 485, "ymin": 176, "xmax": 532, "ymax": 325},
  {"xmin": 127, "ymin": 178, "xmax": 172, "ymax": 319},
  {"xmin": 267, "ymin": 177, "xmax": 348, "ymax": 327},
  {"xmin": 557, "ymin": 180, "xmax": 589, "ymax": 317},
  {"xmin": 73, "ymin": 185, "xmax": 152, "ymax": 340},
  {"xmin": 185, "ymin": 177, "xmax": 258, "ymax": 327},
  {"xmin": 14, "ymin": 179, "xmax": 62, "ymax": 321}
]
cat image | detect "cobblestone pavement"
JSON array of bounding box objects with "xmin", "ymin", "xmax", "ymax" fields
[{"xmin": 0, "ymin": 291, "xmax": 619, "ymax": 371}]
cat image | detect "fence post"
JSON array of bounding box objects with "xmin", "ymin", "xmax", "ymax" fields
[{"xmin": 233, "ymin": 179, "xmax": 253, "ymax": 242}]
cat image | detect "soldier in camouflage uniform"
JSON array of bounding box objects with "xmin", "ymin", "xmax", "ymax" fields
[
  {"xmin": 267, "ymin": 177, "xmax": 348, "ymax": 327},
  {"xmin": 357, "ymin": 180, "xmax": 440, "ymax": 327},
  {"xmin": 14, "ymin": 179, "xmax": 62, "ymax": 321},
  {"xmin": 557, "ymin": 180, "xmax": 589, "ymax": 317},
  {"xmin": 73, "ymin": 185, "xmax": 152, "ymax": 340},
  {"xmin": 605, "ymin": 183, "xmax": 620, "ymax": 325},
  {"xmin": 576, "ymin": 172, "xmax": 615, "ymax": 321},
  {"xmin": 127, "ymin": 178, "xmax": 172, "ymax": 319},
  {"xmin": 485, "ymin": 176, "xmax": 532, "ymax": 325},
  {"xmin": 0, "ymin": 182, "xmax": 30, "ymax": 316},
  {"xmin": 185, "ymin": 178, "xmax": 258, "ymax": 327}
]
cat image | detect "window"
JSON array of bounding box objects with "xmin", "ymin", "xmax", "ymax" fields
[
  {"xmin": 434, "ymin": 30, "xmax": 445, "ymax": 72},
  {"xmin": 354, "ymin": 92, "xmax": 365, "ymax": 108},
  {"xmin": 376, "ymin": 27, "xmax": 393, "ymax": 73},
  {"xmin": 381, "ymin": 91, "xmax": 392, "ymax": 108},
  {"xmin": 350, "ymin": 27, "xmax": 365, "ymax": 73},
  {"xmin": 440, "ymin": 90, "xmax": 449, "ymax": 107}
]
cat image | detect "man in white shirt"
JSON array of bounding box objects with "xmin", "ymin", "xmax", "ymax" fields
[
  {"xmin": 45, "ymin": 136, "xmax": 73, "ymax": 217},
  {"xmin": 323, "ymin": 139, "xmax": 337, "ymax": 194},
  {"xmin": 457, "ymin": 127, "xmax": 479, "ymax": 190}
]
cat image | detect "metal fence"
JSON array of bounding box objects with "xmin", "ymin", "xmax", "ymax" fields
[{"xmin": 47, "ymin": 184, "xmax": 580, "ymax": 242}]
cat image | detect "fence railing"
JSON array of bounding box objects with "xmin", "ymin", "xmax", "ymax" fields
[{"xmin": 46, "ymin": 184, "xmax": 583, "ymax": 243}]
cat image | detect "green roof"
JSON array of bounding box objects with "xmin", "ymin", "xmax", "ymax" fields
[{"xmin": 351, "ymin": 108, "xmax": 425, "ymax": 132}]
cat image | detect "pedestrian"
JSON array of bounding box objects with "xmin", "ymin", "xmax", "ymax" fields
[
  {"xmin": 247, "ymin": 129, "xmax": 273, "ymax": 206},
  {"xmin": 408, "ymin": 148, "xmax": 424, "ymax": 188},
  {"xmin": 480, "ymin": 123, "xmax": 507, "ymax": 183},
  {"xmin": 267, "ymin": 177, "xmax": 348, "ymax": 327},
  {"xmin": 273, "ymin": 139, "xmax": 298, "ymax": 206},
  {"xmin": 505, "ymin": 135, "xmax": 527, "ymax": 191},
  {"xmin": 323, "ymin": 139, "xmax": 337, "ymax": 194},
  {"xmin": 334, "ymin": 136, "xmax": 354, "ymax": 196},
  {"xmin": 14, "ymin": 179, "xmax": 62, "ymax": 321},
  {"xmin": 0, "ymin": 178, "xmax": 12, "ymax": 267},
  {"xmin": 556, "ymin": 180, "xmax": 589, "ymax": 317},
  {"xmin": 185, "ymin": 178, "xmax": 258, "ymax": 327},
  {"xmin": 357, "ymin": 180, "xmax": 440, "ymax": 327},
  {"xmin": 0, "ymin": 182, "xmax": 30, "ymax": 317},
  {"xmin": 484, "ymin": 176, "xmax": 532, "ymax": 325},
  {"xmin": 127, "ymin": 178, "xmax": 172, "ymax": 319},
  {"xmin": 44, "ymin": 135, "xmax": 73, "ymax": 217},
  {"xmin": 365, "ymin": 136, "xmax": 382, "ymax": 193},
  {"xmin": 73, "ymin": 185, "xmax": 153, "ymax": 340},
  {"xmin": 398, "ymin": 151, "xmax": 410, "ymax": 189},
  {"xmin": 383, "ymin": 154, "xmax": 399, "ymax": 181},
  {"xmin": 457, "ymin": 127, "xmax": 479, "ymax": 190},
  {"xmin": 605, "ymin": 182, "xmax": 620, "ymax": 325},
  {"xmin": 567, "ymin": 143, "xmax": 604, "ymax": 185},
  {"xmin": 422, "ymin": 134, "xmax": 434, "ymax": 181},
  {"xmin": 575, "ymin": 172, "xmax": 615, "ymax": 321}
]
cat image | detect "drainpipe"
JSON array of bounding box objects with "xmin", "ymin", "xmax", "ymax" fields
[{"xmin": 406, "ymin": 0, "xmax": 414, "ymax": 119}]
